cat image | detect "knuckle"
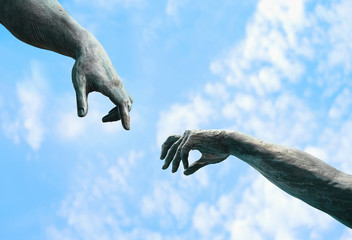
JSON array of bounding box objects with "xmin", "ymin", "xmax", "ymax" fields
[{"xmin": 165, "ymin": 136, "xmax": 174, "ymax": 142}]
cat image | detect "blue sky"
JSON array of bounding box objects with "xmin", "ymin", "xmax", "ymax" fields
[{"xmin": 0, "ymin": 0, "xmax": 352, "ymax": 239}]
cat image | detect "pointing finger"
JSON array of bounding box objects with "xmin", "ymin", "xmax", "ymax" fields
[{"xmin": 119, "ymin": 102, "xmax": 130, "ymax": 130}]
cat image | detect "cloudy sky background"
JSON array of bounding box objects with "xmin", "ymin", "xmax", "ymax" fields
[{"xmin": 1, "ymin": 0, "xmax": 352, "ymax": 239}]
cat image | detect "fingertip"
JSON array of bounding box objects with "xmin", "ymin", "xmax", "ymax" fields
[
  {"xmin": 172, "ymin": 164, "xmax": 178, "ymax": 173},
  {"xmin": 102, "ymin": 115, "xmax": 110, "ymax": 122},
  {"xmin": 184, "ymin": 165, "xmax": 199, "ymax": 175},
  {"xmin": 122, "ymin": 118, "xmax": 130, "ymax": 130},
  {"xmin": 78, "ymin": 108, "xmax": 87, "ymax": 117},
  {"xmin": 102, "ymin": 107, "xmax": 121, "ymax": 123},
  {"xmin": 119, "ymin": 103, "xmax": 130, "ymax": 130},
  {"xmin": 183, "ymin": 160, "xmax": 189, "ymax": 169},
  {"xmin": 74, "ymin": 84, "xmax": 88, "ymax": 118}
]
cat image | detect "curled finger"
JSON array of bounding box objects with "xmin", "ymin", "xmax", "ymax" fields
[
  {"xmin": 172, "ymin": 134, "xmax": 190, "ymax": 173},
  {"xmin": 160, "ymin": 135, "xmax": 181, "ymax": 159},
  {"xmin": 119, "ymin": 102, "xmax": 130, "ymax": 130},
  {"xmin": 107, "ymin": 86, "xmax": 132, "ymax": 123},
  {"xmin": 183, "ymin": 159, "xmax": 209, "ymax": 176},
  {"xmin": 102, "ymin": 106, "xmax": 120, "ymax": 122},
  {"xmin": 162, "ymin": 138, "xmax": 183, "ymax": 170},
  {"xmin": 180, "ymin": 130, "xmax": 194, "ymax": 169}
]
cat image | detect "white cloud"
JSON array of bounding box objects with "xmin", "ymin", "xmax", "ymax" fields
[
  {"xmin": 141, "ymin": 181, "xmax": 190, "ymax": 226},
  {"xmin": 304, "ymin": 146, "xmax": 328, "ymax": 161},
  {"xmin": 47, "ymin": 150, "xmax": 144, "ymax": 240},
  {"xmin": 17, "ymin": 82, "xmax": 44, "ymax": 150},
  {"xmin": 315, "ymin": 0, "xmax": 352, "ymax": 73},
  {"xmin": 204, "ymin": 82, "xmax": 230, "ymax": 101},
  {"xmin": 328, "ymin": 88, "xmax": 352, "ymax": 119},
  {"xmin": 340, "ymin": 229, "xmax": 352, "ymax": 240},
  {"xmin": 55, "ymin": 110, "xmax": 85, "ymax": 139},
  {"xmin": 189, "ymin": 172, "xmax": 333, "ymax": 240},
  {"xmin": 165, "ymin": 0, "xmax": 186, "ymax": 20},
  {"xmin": 156, "ymin": 94, "xmax": 215, "ymax": 146},
  {"xmin": 1, "ymin": 112, "xmax": 20, "ymax": 144},
  {"xmin": 229, "ymin": 174, "xmax": 332, "ymax": 240},
  {"xmin": 2, "ymin": 62, "xmax": 47, "ymax": 150},
  {"xmin": 213, "ymin": 0, "xmax": 310, "ymax": 94},
  {"xmin": 192, "ymin": 194, "xmax": 233, "ymax": 238},
  {"xmin": 318, "ymin": 121, "xmax": 352, "ymax": 173},
  {"xmin": 222, "ymin": 92, "xmax": 316, "ymax": 146}
]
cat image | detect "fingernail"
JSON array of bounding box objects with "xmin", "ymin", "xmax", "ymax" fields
[
  {"xmin": 78, "ymin": 108, "xmax": 85, "ymax": 117},
  {"xmin": 123, "ymin": 121, "xmax": 130, "ymax": 130}
]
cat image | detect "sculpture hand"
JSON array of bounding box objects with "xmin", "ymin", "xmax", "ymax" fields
[
  {"xmin": 160, "ymin": 130, "xmax": 230, "ymax": 175},
  {"xmin": 72, "ymin": 45, "xmax": 133, "ymax": 130}
]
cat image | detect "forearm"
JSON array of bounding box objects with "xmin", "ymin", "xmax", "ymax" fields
[
  {"xmin": 218, "ymin": 130, "xmax": 352, "ymax": 227},
  {"xmin": 0, "ymin": 0, "xmax": 96, "ymax": 59}
]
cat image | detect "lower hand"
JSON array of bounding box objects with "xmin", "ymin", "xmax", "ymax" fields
[{"xmin": 160, "ymin": 130, "xmax": 230, "ymax": 175}]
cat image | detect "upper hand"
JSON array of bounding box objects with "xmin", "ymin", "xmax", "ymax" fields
[
  {"xmin": 72, "ymin": 44, "xmax": 133, "ymax": 130},
  {"xmin": 160, "ymin": 130, "xmax": 230, "ymax": 175}
]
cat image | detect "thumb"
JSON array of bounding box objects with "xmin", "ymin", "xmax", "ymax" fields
[
  {"xmin": 75, "ymin": 85, "xmax": 88, "ymax": 117},
  {"xmin": 184, "ymin": 159, "xmax": 208, "ymax": 176},
  {"xmin": 72, "ymin": 66, "xmax": 88, "ymax": 117}
]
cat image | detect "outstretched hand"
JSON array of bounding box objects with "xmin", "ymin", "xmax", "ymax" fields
[
  {"xmin": 160, "ymin": 130, "xmax": 230, "ymax": 175},
  {"xmin": 72, "ymin": 42, "xmax": 133, "ymax": 130}
]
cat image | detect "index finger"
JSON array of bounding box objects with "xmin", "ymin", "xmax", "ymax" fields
[
  {"xmin": 107, "ymin": 86, "xmax": 132, "ymax": 110},
  {"xmin": 119, "ymin": 102, "xmax": 130, "ymax": 130}
]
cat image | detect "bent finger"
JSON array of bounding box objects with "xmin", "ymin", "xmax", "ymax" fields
[
  {"xmin": 183, "ymin": 160, "xmax": 209, "ymax": 176},
  {"xmin": 180, "ymin": 131, "xmax": 193, "ymax": 169},
  {"xmin": 119, "ymin": 102, "xmax": 130, "ymax": 130},
  {"xmin": 108, "ymin": 87, "xmax": 132, "ymax": 113},
  {"xmin": 160, "ymin": 135, "xmax": 181, "ymax": 159},
  {"xmin": 162, "ymin": 138, "xmax": 182, "ymax": 170},
  {"xmin": 102, "ymin": 106, "xmax": 121, "ymax": 122},
  {"xmin": 172, "ymin": 135, "xmax": 190, "ymax": 173}
]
